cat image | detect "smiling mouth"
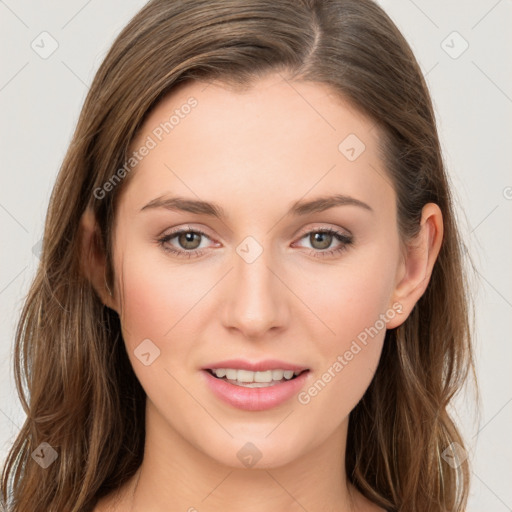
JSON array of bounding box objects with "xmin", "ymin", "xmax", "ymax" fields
[{"xmin": 205, "ymin": 368, "xmax": 309, "ymax": 388}]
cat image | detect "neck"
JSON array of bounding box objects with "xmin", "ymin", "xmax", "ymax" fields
[{"xmin": 122, "ymin": 400, "xmax": 360, "ymax": 512}]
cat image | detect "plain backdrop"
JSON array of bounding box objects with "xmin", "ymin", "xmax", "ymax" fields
[{"xmin": 1, "ymin": 0, "xmax": 511, "ymax": 509}]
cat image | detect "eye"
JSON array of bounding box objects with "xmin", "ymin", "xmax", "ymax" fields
[
  {"xmin": 157, "ymin": 226, "xmax": 215, "ymax": 259},
  {"xmin": 157, "ymin": 226, "xmax": 353, "ymax": 259},
  {"xmin": 294, "ymin": 228, "xmax": 353, "ymax": 258}
]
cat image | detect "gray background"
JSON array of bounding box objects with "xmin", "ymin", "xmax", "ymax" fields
[{"xmin": 1, "ymin": 0, "xmax": 511, "ymax": 508}]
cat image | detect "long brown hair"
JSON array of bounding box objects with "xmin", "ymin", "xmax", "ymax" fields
[{"xmin": 1, "ymin": 0, "xmax": 476, "ymax": 510}]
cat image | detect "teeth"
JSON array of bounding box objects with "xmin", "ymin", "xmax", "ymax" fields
[
  {"xmin": 272, "ymin": 369, "xmax": 284, "ymax": 380},
  {"xmin": 211, "ymin": 368, "xmax": 302, "ymax": 383},
  {"xmin": 254, "ymin": 370, "xmax": 272, "ymax": 382},
  {"xmin": 225, "ymin": 369, "xmax": 237, "ymax": 380},
  {"xmin": 237, "ymin": 369, "xmax": 256, "ymax": 383},
  {"xmin": 214, "ymin": 368, "xmax": 227, "ymax": 378}
]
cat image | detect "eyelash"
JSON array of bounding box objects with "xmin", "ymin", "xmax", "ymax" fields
[{"xmin": 157, "ymin": 227, "xmax": 353, "ymax": 259}]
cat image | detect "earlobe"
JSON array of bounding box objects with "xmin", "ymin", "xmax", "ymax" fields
[
  {"xmin": 386, "ymin": 203, "xmax": 443, "ymax": 329},
  {"xmin": 79, "ymin": 208, "xmax": 119, "ymax": 312}
]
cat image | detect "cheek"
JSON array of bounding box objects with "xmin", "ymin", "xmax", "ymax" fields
[
  {"xmin": 296, "ymin": 276, "xmax": 392, "ymax": 430},
  {"xmin": 297, "ymin": 332, "xmax": 385, "ymax": 439},
  {"xmin": 117, "ymin": 250, "xmax": 205, "ymax": 346},
  {"xmin": 293, "ymin": 244, "xmax": 397, "ymax": 420},
  {"xmin": 300, "ymin": 241, "xmax": 399, "ymax": 348},
  {"xmin": 115, "ymin": 251, "xmax": 208, "ymax": 404}
]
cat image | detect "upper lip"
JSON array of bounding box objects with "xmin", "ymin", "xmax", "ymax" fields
[{"xmin": 202, "ymin": 359, "xmax": 309, "ymax": 372}]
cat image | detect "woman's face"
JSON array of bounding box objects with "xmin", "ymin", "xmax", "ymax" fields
[{"xmin": 109, "ymin": 73, "xmax": 407, "ymax": 468}]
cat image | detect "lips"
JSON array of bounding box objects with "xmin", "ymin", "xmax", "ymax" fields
[
  {"xmin": 201, "ymin": 358, "xmax": 309, "ymax": 373},
  {"xmin": 200, "ymin": 358, "xmax": 311, "ymax": 411}
]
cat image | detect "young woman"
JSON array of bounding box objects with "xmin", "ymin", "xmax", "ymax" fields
[{"xmin": 1, "ymin": 0, "xmax": 476, "ymax": 510}]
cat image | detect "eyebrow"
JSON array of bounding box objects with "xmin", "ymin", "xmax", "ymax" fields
[{"xmin": 140, "ymin": 193, "xmax": 373, "ymax": 218}]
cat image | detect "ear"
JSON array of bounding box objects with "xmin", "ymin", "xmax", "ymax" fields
[
  {"xmin": 386, "ymin": 203, "xmax": 443, "ymax": 329},
  {"xmin": 79, "ymin": 207, "xmax": 119, "ymax": 313}
]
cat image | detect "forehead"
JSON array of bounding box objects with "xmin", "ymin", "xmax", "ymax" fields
[{"xmin": 122, "ymin": 74, "xmax": 393, "ymax": 217}]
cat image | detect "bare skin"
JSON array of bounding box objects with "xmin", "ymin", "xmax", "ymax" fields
[
  {"xmin": 85, "ymin": 72, "xmax": 443, "ymax": 512},
  {"xmin": 94, "ymin": 465, "xmax": 385, "ymax": 512}
]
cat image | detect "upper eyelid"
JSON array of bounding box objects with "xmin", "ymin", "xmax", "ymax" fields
[
  {"xmin": 161, "ymin": 225, "xmax": 352, "ymax": 246},
  {"xmin": 296, "ymin": 225, "xmax": 352, "ymax": 238},
  {"xmin": 161, "ymin": 225, "xmax": 214, "ymax": 241}
]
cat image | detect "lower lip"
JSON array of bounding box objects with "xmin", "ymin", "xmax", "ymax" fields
[{"xmin": 202, "ymin": 370, "xmax": 310, "ymax": 411}]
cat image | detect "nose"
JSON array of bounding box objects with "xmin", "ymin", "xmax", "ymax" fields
[{"xmin": 221, "ymin": 244, "xmax": 289, "ymax": 339}]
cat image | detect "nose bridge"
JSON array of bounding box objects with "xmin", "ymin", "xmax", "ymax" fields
[{"xmin": 222, "ymin": 234, "xmax": 288, "ymax": 336}]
